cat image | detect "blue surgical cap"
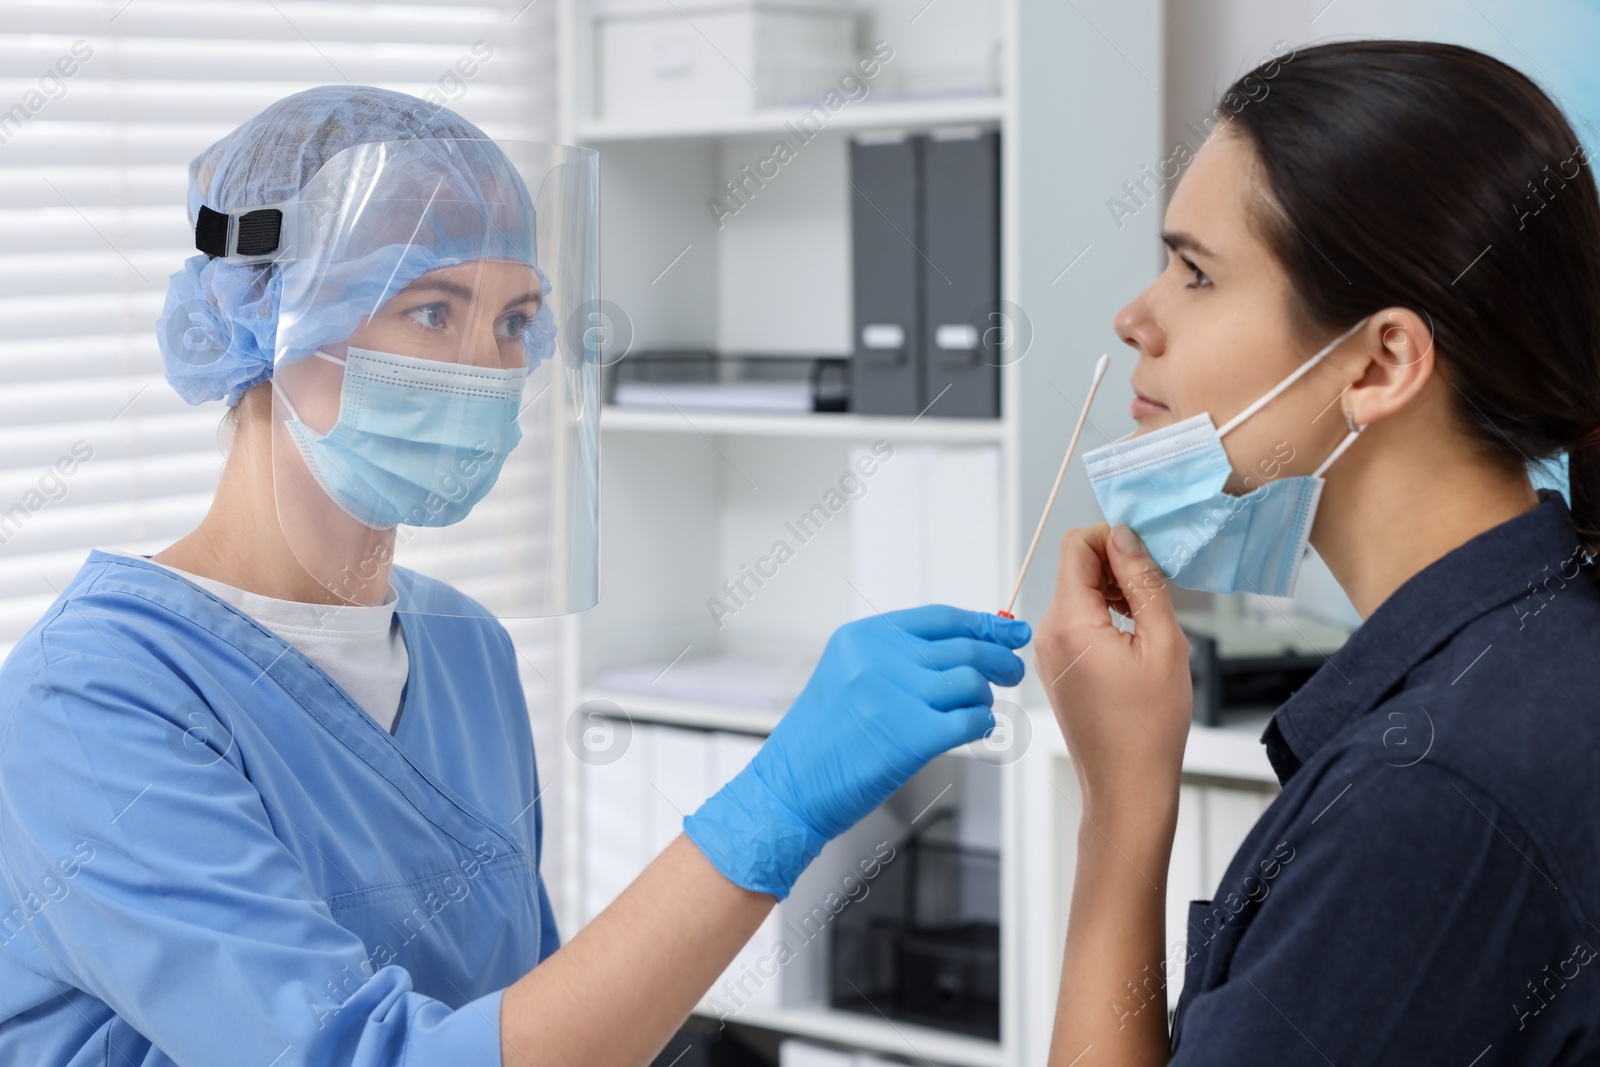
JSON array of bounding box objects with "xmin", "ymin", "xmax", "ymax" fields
[{"xmin": 157, "ymin": 85, "xmax": 553, "ymax": 408}]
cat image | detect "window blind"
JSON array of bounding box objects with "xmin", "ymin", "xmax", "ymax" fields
[{"xmin": 0, "ymin": 0, "xmax": 569, "ymax": 889}]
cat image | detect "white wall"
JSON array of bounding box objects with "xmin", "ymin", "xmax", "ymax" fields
[
  {"xmin": 1011, "ymin": 0, "xmax": 1167, "ymax": 628},
  {"xmin": 1164, "ymin": 0, "xmax": 1599, "ymax": 187}
]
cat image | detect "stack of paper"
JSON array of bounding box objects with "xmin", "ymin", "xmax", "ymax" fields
[{"xmin": 612, "ymin": 380, "xmax": 813, "ymax": 413}]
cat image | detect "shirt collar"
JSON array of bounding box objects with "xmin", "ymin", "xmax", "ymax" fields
[{"xmin": 1262, "ymin": 489, "xmax": 1589, "ymax": 783}]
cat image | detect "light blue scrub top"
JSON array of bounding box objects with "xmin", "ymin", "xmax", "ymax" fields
[{"xmin": 0, "ymin": 550, "xmax": 560, "ymax": 1065}]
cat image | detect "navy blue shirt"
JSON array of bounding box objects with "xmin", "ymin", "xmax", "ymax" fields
[{"xmin": 1170, "ymin": 490, "xmax": 1600, "ymax": 1065}]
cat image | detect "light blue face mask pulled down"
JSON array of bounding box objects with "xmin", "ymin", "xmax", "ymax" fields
[
  {"xmin": 1529, "ymin": 451, "xmax": 1570, "ymax": 503},
  {"xmin": 280, "ymin": 346, "xmax": 527, "ymax": 530},
  {"xmin": 1081, "ymin": 318, "xmax": 1369, "ymax": 598}
]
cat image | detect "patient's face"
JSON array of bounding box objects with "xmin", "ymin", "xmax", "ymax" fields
[{"xmin": 1108, "ymin": 126, "xmax": 1360, "ymax": 495}]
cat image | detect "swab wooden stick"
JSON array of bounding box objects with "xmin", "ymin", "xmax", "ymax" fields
[{"xmin": 998, "ymin": 352, "xmax": 1111, "ymax": 618}]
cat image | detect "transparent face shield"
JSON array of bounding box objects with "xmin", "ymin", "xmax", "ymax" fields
[{"xmin": 204, "ymin": 138, "xmax": 599, "ymax": 617}]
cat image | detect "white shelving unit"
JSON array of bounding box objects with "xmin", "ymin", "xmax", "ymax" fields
[
  {"xmin": 723, "ymin": 1004, "xmax": 1008, "ymax": 1067},
  {"xmin": 576, "ymin": 95, "xmax": 1008, "ymax": 143},
  {"xmin": 547, "ymin": 3, "xmax": 1270, "ymax": 1066},
  {"xmin": 579, "ymin": 686, "xmax": 1279, "ymax": 788},
  {"xmin": 600, "ymin": 407, "xmax": 1008, "ymax": 443}
]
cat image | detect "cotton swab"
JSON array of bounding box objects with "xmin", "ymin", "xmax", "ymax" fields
[{"xmin": 998, "ymin": 352, "xmax": 1111, "ymax": 619}]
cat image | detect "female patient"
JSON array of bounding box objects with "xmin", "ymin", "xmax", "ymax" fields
[{"xmin": 1039, "ymin": 41, "xmax": 1600, "ymax": 1064}]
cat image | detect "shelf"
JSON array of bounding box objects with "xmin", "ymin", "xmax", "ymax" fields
[
  {"xmin": 1183, "ymin": 713, "xmax": 1279, "ymax": 785},
  {"xmin": 584, "ymin": 689, "xmax": 1278, "ymax": 782},
  {"xmin": 1029, "ymin": 708, "xmax": 1279, "ymax": 786},
  {"xmin": 580, "ymin": 687, "xmax": 988, "ymax": 760},
  {"xmin": 580, "ymin": 687, "xmax": 783, "ymax": 735},
  {"xmin": 575, "ymin": 94, "xmax": 1006, "ymax": 143},
  {"xmin": 600, "ymin": 405, "xmax": 1008, "ymax": 442},
  {"xmin": 698, "ymin": 1003, "xmax": 1005, "ymax": 1067}
]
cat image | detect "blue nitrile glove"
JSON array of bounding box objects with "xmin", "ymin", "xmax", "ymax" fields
[{"xmin": 683, "ymin": 604, "xmax": 1031, "ymax": 899}]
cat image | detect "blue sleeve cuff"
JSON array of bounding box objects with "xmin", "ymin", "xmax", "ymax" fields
[
  {"xmin": 405, "ymin": 985, "xmax": 507, "ymax": 1066},
  {"xmin": 682, "ymin": 766, "xmax": 827, "ymax": 901}
]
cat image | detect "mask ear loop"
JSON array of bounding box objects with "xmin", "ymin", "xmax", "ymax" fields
[
  {"xmin": 1313, "ymin": 406, "xmax": 1366, "ymax": 478},
  {"xmin": 1217, "ymin": 316, "xmax": 1371, "ymax": 439},
  {"xmin": 271, "ymin": 349, "xmax": 346, "ymax": 425}
]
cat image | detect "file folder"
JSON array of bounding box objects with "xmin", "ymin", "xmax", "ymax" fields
[
  {"xmin": 849, "ymin": 136, "xmax": 923, "ymax": 415},
  {"xmin": 921, "ymin": 130, "xmax": 1000, "ymax": 418}
]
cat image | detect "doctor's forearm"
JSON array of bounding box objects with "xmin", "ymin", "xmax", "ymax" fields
[{"xmin": 499, "ymin": 833, "xmax": 773, "ymax": 1067}]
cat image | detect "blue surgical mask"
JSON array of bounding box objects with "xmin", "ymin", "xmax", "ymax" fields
[
  {"xmin": 1081, "ymin": 317, "xmax": 1369, "ymax": 598},
  {"xmin": 279, "ymin": 346, "xmax": 527, "ymax": 530},
  {"xmin": 1528, "ymin": 451, "xmax": 1570, "ymax": 504}
]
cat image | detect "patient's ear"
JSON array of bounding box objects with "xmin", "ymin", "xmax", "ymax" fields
[{"xmin": 1346, "ymin": 307, "xmax": 1435, "ymax": 428}]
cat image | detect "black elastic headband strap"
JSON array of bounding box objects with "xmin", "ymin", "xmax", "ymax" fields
[
  {"xmin": 194, "ymin": 205, "xmax": 283, "ymax": 259},
  {"xmin": 194, "ymin": 204, "xmax": 229, "ymax": 258}
]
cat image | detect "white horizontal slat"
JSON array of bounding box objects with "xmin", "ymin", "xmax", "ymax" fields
[
  {"xmin": 0, "ymin": 122, "xmax": 251, "ymax": 167},
  {"xmin": 0, "ymin": 290, "xmax": 169, "ymax": 341},
  {"xmin": 0, "ymin": 41, "xmax": 546, "ymax": 96},
  {"xmin": 0, "ymin": 251, "xmax": 190, "ymax": 296},
  {"xmin": 0, "ymin": 83, "xmax": 542, "ymax": 127},
  {"xmin": 0, "ymin": 209, "xmax": 190, "ymax": 258},
  {"xmin": 0, "ymin": 373, "xmax": 194, "ymax": 427},
  {"xmin": 0, "ymin": 1, "xmax": 512, "ymax": 42},
  {"xmin": 0, "ymin": 166, "xmax": 183, "ymax": 209},
  {"xmin": 0, "ymin": 123, "xmax": 548, "ymax": 167},
  {"xmin": 0, "ymin": 414, "xmax": 220, "ymax": 473},
  {"xmin": 0, "ymin": 450, "xmax": 223, "ymax": 510},
  {"xmin": 0, "ymin": 2, "xmax": 512, "ymax": 44},
  {"xmin": 0, "ymin": 491, "xmax": 213, "ymax": 562},
  {"xmin": 0, "ymin": 333, "xmax": 161, "ymax": 384},
  {"xmin": 0, "ymin": 268, "xmax": 169, "ymax": 310}
]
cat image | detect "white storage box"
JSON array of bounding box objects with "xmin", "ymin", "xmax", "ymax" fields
[{"xmin": 596, "ymin": 0, "xmax": 859, "ymax": 121}]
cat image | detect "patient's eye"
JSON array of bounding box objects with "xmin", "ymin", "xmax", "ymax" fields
[{"xmin": 1181, "ymin": 255, "xmax": 1211, "ymax": 289}]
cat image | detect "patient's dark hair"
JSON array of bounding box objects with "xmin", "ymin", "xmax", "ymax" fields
[{"xmin": 1221, "ymin": 40, "xmax": 1600, "ymax": 552}]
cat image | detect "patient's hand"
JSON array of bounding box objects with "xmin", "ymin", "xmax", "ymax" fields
[{"xmin": 1036, "ymin": 522, "xmax": 1191, "ymax": 822}]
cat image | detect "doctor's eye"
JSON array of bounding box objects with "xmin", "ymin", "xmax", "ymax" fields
[
  {"xmin": 496, "ymin": 311, "xmax": 533, "ymax": 342},
  {"xmin": 1181, "ymin": 255, "xmax": 1212, "ymax": 289},
  {"xmin": 407, "ymin": 301, "xmax": 450, "ymax": 331}
]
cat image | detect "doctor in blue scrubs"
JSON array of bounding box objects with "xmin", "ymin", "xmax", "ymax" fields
[{"xmin": 0, "ymin": 87, "xmax": 1031, "ymax": 1067}]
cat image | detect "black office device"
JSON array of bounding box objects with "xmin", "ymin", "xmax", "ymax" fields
[
  {"xmin": 829, "ymin": 811, "xmax": 1000, "ymax": 1040},
  {"xmin": 1178, "ymin": 607, "xmax": 1353, "ymax": 727},
  {"xmin": 648, "ymin": 1017, "xmax": 767, "ymax": 1067}
]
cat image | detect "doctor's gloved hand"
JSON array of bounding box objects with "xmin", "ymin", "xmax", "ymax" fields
[{"xmin": 683, "ymin": 605, "xmax": 1031, "ymax": 899}]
